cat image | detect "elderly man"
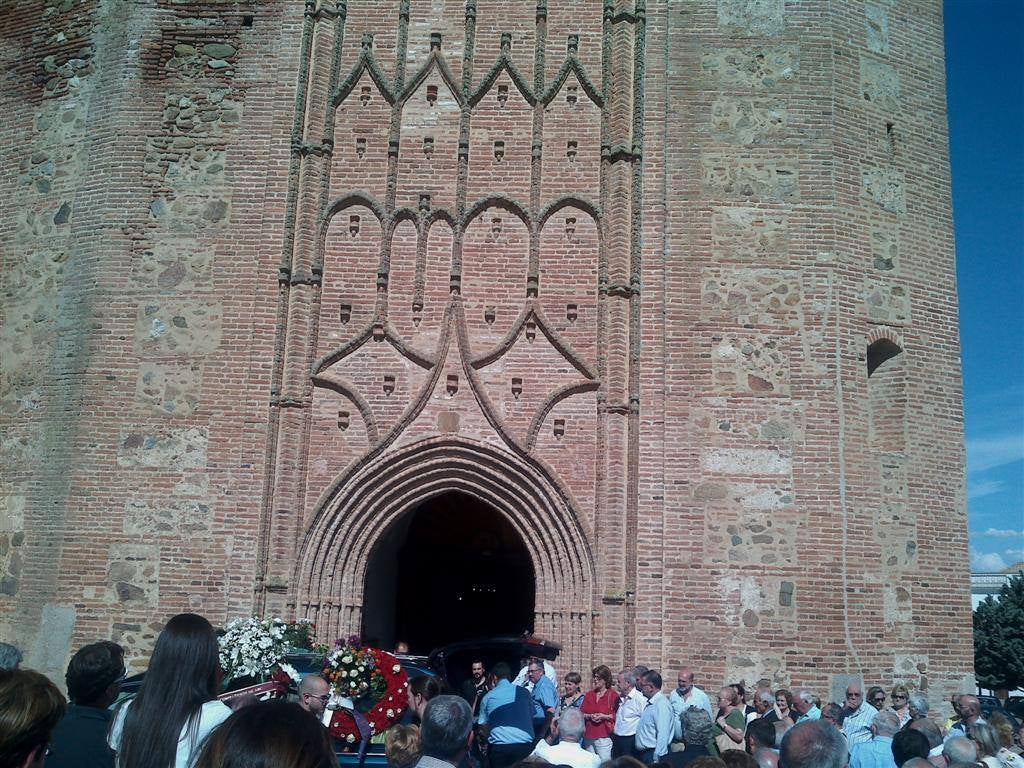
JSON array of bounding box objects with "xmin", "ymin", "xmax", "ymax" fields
[
  {"xmin": 849, "ymin": 709, "xmax": 900, "ymax": 768},
  {"xmin": 907, "ymin": 692, "xmax": 930, "ymax": 722},
  {"xmin": 415, "ymin": 695, "xmax": 474, "ymax": 768},
  {"xmin": 944, "ymin": 695, "xmax": 985, "ymax": 741},
  {"xmin": 669, "ymin": 667, "xmax": 714, "ymax": 743},
  {"xmin": 613, "ymin": 668, "xmax": 647, "ymax": 758},
  {"xmin": 754, "ymin": 688, "xmax": 778, "ymax": 723},
  {"xmin": 940, "ymin": 736, "xmax": 978, "ymax": 766},
  {"xmin": 780, "ymin": 720, "xmax": 849, "ymax": 768},
  {"xmin": 664, "ymin": 709, "xmax": 713, "ymax": 767},
  {"xmin": 635, "ymin": 669, "xmax": 675, "ymax": 764},
  {"xmin": 478, "ymin": 662, "xmax": 535, "ymax": 768},
  {"xmin": 793, "ymin": 690, "xmax": 821, "ymax": 723},
  {"xmin": 531, "ymin": 708, "xmax": 601, "ymax": 768},
  {"xmin": 297, "ymin": 674, "xmax": 332, "ymax": 720},
  {"xmin": 843, "ymin": 682, "xmax": 877, "ymax": 746}
]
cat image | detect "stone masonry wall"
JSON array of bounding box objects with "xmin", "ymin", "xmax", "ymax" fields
[{"xmin": 0, "ymin": 0, "xmax": 972, "ymax": 703}]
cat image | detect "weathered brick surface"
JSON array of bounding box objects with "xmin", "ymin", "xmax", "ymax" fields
[{"xmin": 0, "ymin": 0, "xmax": 972, "ymax": 704}]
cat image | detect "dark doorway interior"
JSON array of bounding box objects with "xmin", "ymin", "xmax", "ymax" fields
[{"xmin": 361, "ymin": 492, "xmax": 535, "ymax": 654}]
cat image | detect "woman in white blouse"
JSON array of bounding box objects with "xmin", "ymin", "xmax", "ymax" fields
[{"xmin": 109, "ymin": 613, "xmax": 232, "ymax": 768}]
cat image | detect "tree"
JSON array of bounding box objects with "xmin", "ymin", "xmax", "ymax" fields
[{"xmin": 973, "ymin": 571, "xmax": 1024, "ymax": 692}]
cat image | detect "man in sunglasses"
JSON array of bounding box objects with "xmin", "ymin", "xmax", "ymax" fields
[{"xmin": 842, "ymin": 681, "xmax": 877, "ymax": 747}]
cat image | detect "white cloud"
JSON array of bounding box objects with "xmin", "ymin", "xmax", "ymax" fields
[
  {"xmin": 966, "ymin": 433, "xmax": 1024, "ymax": 475},
  {"xmin": 969, "ymin": 481, "xmax": 1007, "ymax": 500},
  {"xmin": 971, "ymin": 548, "xmax": 1008, "ymax": 572},
  {"xmin": 1005, "ymin": 549, "xmax": 1024, "ymax": 560},
  {"xmin": 982, "ymin": 527, "xmax": 1024, "ymax": 539}
]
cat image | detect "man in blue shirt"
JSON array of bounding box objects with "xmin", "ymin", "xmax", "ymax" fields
[
  {"xmin": 526, "ymin": 659, "xmax": 558, "ymax": 739},
  {"xmin": 849, "ymin": 709, "xmax": 900, "ymax": 768},
  {"xmin": 634, "ymin": 669, "xmax": 675, "ymax": 764},
  {"xmin": 478, "ymin": 662, "xmax": 536, "ymax": 768}
]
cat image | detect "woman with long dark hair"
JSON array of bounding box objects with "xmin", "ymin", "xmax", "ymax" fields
[
  {"xmin": 109, "ymin": 613, "xmax": 231, "ymax": 768},
  {"xmin": 193, "ymin": 699, "xmax": 339, "ymax": 768}
]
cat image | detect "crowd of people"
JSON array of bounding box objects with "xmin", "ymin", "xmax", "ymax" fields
[{"xmin": 1, "ymin": 616, "xmax": 1022, "ymax": 768}]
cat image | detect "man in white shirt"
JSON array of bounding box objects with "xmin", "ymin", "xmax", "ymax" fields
[
  {"xmin": 634, "ymin": 669, "xmax": 674, "ymax": 764},
  {"xmin": 613, "ymin": 668, "xmax": 647, "ymax": 758},
  {"xmin": 531, "ymin": 708, "xmax": 601, "ymax": 768},
  {"xmin": 842, "ymin": 681, "xmax": 877, "ymax": 747},
  {"xmin": 668, "ymin": 667, "xmax": 713, "ymax": 742}
]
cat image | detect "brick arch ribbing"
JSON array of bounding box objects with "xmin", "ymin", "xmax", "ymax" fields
[{"xmin": 294, "ymin": 435, "xmax": 595, "ymax": 657}]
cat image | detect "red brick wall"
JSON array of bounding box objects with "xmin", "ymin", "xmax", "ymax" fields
[{"xmin": 0, "ymin": 0, "xmax": 972, "ymax": 706}]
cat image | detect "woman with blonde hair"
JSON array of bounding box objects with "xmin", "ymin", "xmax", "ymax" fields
[
  {"xmin": 890, "ymin": 684, "xmax": 911, "ymax": 727},
  {"xmin": 712, "ymin": 686, "xmax": 746, "ymax": 756}
]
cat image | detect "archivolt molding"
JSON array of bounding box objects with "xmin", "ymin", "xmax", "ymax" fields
[
  {"xmin": 294, "ymin": 435, "xmax": 596, "ymax": 633},
  {"xmin": 866, "ymin": 325, "xmax": 905, "ymax": 349}
]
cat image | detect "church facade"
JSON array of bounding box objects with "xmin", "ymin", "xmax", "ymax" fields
[{"xmin": 0, "ymin": 0, "xmax": 972, "ymax": 702}]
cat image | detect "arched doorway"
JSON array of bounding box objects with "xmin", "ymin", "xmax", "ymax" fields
[{"xmin": 361, "ymin": 491, "xmax": 535, "ymax": 653}]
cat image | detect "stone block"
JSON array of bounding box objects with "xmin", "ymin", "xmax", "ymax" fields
[
  {"xmin": 136, "ymin": 362, "xmax": 203, "ymax": 417},
  {"xmin": 29, "ymin": 603, "xmax": 75, "ymax": 674},
  {"xmin": 712, "ymin": 207, "xmax": 788, "ymax": 261},
  {"xmin": 134, "ymin": 300, "xmax": 222, "ymax": 357},
  {"xmin": 107, "ymin": 544, "xmax": 160, "ymax": 607},
  {"xmin": 862, "ymin": 167, "xmax": 905, "ymax": 214},
  {"xmin": 149, "ymin": 192, "xmax": 231, "ymax": 232},
  {"xmin": 879, "ymin": 453, "xmax": 907, "ymax": 499},
  {"xmin": 704, "ymin": 504, "xmax": 800, "ymax": 565},
  {"xmin": 865, "ymin": 4, "xmax": 890, "ymax": 54},
  {"xmin": 870, "ymin": 222, "xmax": 899, "ymax": 272},
  {"xmin": 701, "ymin": 45, "xmax": 799, "ymax": 89},
  {"xmin": 691, "ymin": 403, "xmax": 803, "ymax": 444},
  {"xmin": 864, "ymin": 279, "xmax": 911, "ymax": 325},
  {"xmin": 720, "ymin": 574, "xmax": 798, "ymax": 636},
  {"xmin": 724, "ymin": 652, "xmax": 789, "ymax": 688},
  {"xmin": 711, "ymin": 334, "xmax": 791, "ymax": 394},
  {"xmin": 861, "ymin": 57, "xmax": 901, "ymax": 112},
  {"xmin": 133, "ymin": 240, "xmax": 213, "ymax": 292},
  {"xmin": 117, "ymin": 427, "xmax": 208, "ymax": 469},
  {"xmin": 882, "ymin": 582, "xmax": 913, "ymax": 629},
  {"xmin": 701, "ymin": 268, "xmax": 802, "ymax": 325},
  {"xmin": 711, "ymin": 97, "xmax": 787, "ymax": 145},
  {"xmin": 717, "ymin": 0, "xmax": 785, "ymax": 37},
  {"xmin": 701, "ymin": 153, "xmax": 799, "ymax": 201},
  {"xmin": 111, "ymin": 619, "xmax": 163, "ymax": 671},
  {"xmin": 702, "ymin": 448, "xmax": 792, "ymax": 475},
  {"xmin": 0, "ymin": 488, "xmax": 26, "ymax": 597},
  {"xmin": 124, "ymin": 498, "xmax": 213, "ymax": 536}
]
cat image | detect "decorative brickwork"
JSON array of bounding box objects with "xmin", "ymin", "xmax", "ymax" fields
[{"xmin": 0, "ymin": 0, "xmax": 972, "ymax": 706}]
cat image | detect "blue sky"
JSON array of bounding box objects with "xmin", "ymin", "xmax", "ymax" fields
[{"xmin": 945, "ymin": 0, "xmax": 1024, "ymax": 572}]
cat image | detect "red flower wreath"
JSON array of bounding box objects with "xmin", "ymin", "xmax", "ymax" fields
[{"xmin": 326, "ymin": 647, "xmax": 409, "ymax": 744}]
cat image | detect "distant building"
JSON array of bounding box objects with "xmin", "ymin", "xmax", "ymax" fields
[{"xmin": 971, "ymin": 565, "xmax": 1024, "ymax": 609}]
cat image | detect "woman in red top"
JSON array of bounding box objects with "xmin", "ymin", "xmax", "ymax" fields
[{"xmin": 580, "ymin": 664, "xmax": 620, "ymax": 760}]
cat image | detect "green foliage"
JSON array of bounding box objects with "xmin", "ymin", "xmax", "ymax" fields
[{"xmin": 973, "ymin": 572, "xmax": 1024, "ymax": 691}]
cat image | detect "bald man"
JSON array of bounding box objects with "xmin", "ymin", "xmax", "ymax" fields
[
  {"xmin": 944, "ymin": 695, "xmax": 985, "ymax": 742},
  {"xmin": 298, "ymin": 674, "xmax": 331, "ymax": 720}
]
